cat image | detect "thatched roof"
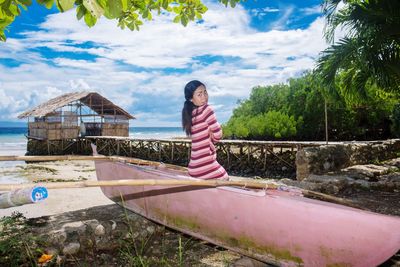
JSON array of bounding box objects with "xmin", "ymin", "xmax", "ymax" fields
[{"xmin": 18, "ymin": 91, "xmax": 134, "ymax": 119}]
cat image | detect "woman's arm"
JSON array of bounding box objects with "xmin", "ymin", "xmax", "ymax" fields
[{"xmin": 205, "ymin": 105, "xmax": 222, "ymax": 143}]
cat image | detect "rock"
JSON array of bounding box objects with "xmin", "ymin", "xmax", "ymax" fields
[
  {"xmin": 44, "ymin": 247, "xmax": 58, "ymax": 255},
  {"xmin": 351, "ymin": 179, "xmax": 371, "ymax": 189},
  {"xmin": 84, "ymin": 219, "xmax": 100, "ymax": 232},
  {"xmin": 62, "ymin": 242, "xmax": 80, "ymax": 255},
  {"xmin": 110, "ymin": 220, "xmax": 117, "ymax": 230},
  {"xmin": 62, "ymin": 221, "xmax": 86, "ymax": 234},
  {"xmin": 48, "ymin": 230, "xmax": 67, "ymax": 245},
  {"xmin": 146, "ymin": 225, "xmax": 155, "ymax": 234},
  {"xmin": 305, "ymin": 174, "xmax": 353, "ymax": 184},
  {"xmin": 341, "ymin": 164, "xmax": 390, "ymax": 180},
  {"xmin": 56, "ymin": 255, "xmax": 63, "ymax": 265},
  {"xmin": 323, "ymin": 161, "xmax": 331, "ymax": 171},
  {"xmin": 383, "ymin": 158, "xmax": 400, "ymax": 168},
  {"xmin": 94, "ymin": 224, "xmax": 106, "ymax": 236},
  {"xmin": 380, "ymin": 172, "xmax": 400, "ymax": 182},
  {"xmin": 296, "ymin": 140, "xmax": 400, "ymax": 178}
]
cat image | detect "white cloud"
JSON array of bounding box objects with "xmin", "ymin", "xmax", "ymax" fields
[
  {"xmin": 300, "ymin": 5, "xmax": 322, "ymax": 16},
  {"xmin": 0, "ymin": 2, "xmax": 328, "ymax": 125},
  {"xmin": 250, "ymin": 7, "xmax": 280, "ymax": 18},
  {"xmin": 269, "ymin": 6, "xmax": 295, "ymax": 30}
]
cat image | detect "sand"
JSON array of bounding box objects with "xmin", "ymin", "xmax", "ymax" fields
[{"xmin": 0, "ymin": 160, "xmax": 113, "ymax": 218}]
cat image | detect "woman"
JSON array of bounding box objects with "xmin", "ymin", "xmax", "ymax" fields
[{"xmin": 182, "ymin": 80, "xmax": 228, "ymax": 180}]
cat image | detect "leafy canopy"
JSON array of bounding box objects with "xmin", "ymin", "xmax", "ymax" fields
[
  {"xmin": 0, "ymin": 0, "xmax": 242, "ymax": 41},
  {"xmin": 223, "ymin": 71, "xmax": 398, "ymax": 141},
  {"xmin": 316, "ymin": 0, "xmax": 400, "ymax": 99}
]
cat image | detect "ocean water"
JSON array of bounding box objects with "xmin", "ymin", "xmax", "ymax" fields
[
  {"xmin": 0, "ymin": 127, "xmax": 184, "ymax": 154},
  {"xmin": 0, "ymin": 127, "xmax": 184, "ymax": 183}
]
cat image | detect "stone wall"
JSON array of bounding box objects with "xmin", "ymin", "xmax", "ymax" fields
[{"xmin": 296, "ymin": 139, "xmax": 400, "ymax": 180}]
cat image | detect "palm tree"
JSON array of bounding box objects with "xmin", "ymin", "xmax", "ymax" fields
[{"xmin": 316, "ymin": 0, "xmax": 400, "ymax": 99}]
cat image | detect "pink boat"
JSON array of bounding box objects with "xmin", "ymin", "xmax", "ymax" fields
[{"xmin": 94, "ymin": 158, "xmax": 400, "ymax": 266}]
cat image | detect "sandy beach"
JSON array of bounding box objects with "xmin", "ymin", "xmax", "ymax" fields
[{"xmin": 0, "ymin": 160, "xmax": 113, "ymax": 218}]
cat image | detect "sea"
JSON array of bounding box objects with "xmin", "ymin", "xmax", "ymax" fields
[{"xmin": 0, "ymin": 127, "xmax": 184, "ymax": 183}]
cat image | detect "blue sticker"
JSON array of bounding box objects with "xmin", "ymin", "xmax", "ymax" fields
[{"xmin": 31, "ymin": 187, "xmax": 48, "ymax": 202}]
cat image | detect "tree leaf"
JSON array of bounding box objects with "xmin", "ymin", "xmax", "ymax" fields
[
  {"xmin": 56, "ymin": 0, "xmax": 75, "ymax": 12},
  {"xmin": 147, "ymin": 11, "xmax": 152, "ymax": 20},
  {"xmin": 37, "ymin": 0, "xmax": 54, "ymax": 9},
  {"xmin": 9, "ymin": 4, "xmax": 20, "ymax": 16},
  {"xmin": 76, "ymin": 4, "xmax": 85, "ymax": 20},
  {"xmin": 0, "ymin": 32, "xmax": 6, "ymax": 42},
  {"xmin": 181, "ymin": 14, "xmax": 188, "ymax": 26},
  {"xmin": 84, "ymin": 11, "xmax": 97, "ymax": 26},
  {"xmin": 162, "ymin": 0, "xmax": 168, "ymax": 10},
  {"xmin": 121, "ymin": 0, "xmax": 127, "ymax": 11},
  {"xmin": 83, "ymin": 0, "xmax": 103, "ymax": 18},
  {"xmin": 142, "ymin": 9, "xmax": 148, "ymax": 18},
  {"xmin": 18, "ymin": 0, "xmax": 32, "ymax": 6},
  {"xmin": 104, "ymin": 0, "xmax": 122, "ymax": 19},
  {"xmin": 195, "ymin": 11, "xmax": 202, "ymax": 20},
  {"xmin": 173, "ymin": 14, "xmax": 181, "ymax": 23},
  {"xmin": 97, "ymin": 0, "xmax": 107, "ymax": 8}
]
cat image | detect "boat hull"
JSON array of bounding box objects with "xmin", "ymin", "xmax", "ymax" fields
[{"xmin": 95, "ymin": 160, "xmax": 400, "ymax": 266}]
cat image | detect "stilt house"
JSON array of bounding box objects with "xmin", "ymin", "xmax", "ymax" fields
[{"xmin": 18, "ymin": 91, "xmax": 134, "ymax": 140}]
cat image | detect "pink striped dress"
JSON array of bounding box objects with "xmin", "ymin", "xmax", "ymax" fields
[{"xmin": 188, "ymin": 104, "xmax": 228, "ymax": 180}]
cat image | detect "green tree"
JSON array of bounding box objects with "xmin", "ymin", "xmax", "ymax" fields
[
  {"xmin": 263, "ymin": 110, "xmax": 297, "ymax": 139},
  {"xmin": 316, "ymin": 0, "xmax": 400, "ymax": 98},
  {"xmin": 0, "ymin": 0, "xmax": 241, "ymax": 41},
  {"xmin": 223, "ymin": 71, "xmax": 398, "ymax": 141},
  {"xmin": 247, "ymin": 84, "xmax": 290, "ymax": 115},
  {"xmin": 223, "ymin": 116, "xmax": 250, "ymax": 138}
]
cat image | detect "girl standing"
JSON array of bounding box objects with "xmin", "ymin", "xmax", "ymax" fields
[{"xmin": 182, "ymin": 80, "xmax": 228, "ymax": 180}]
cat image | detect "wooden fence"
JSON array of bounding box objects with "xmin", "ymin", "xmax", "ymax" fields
[{"xmin": 26, "ymin": 137, "xmax": 329, "ymax": 178}]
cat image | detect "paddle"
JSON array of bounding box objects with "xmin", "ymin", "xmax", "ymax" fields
[{"xmin": 0, "ymin": 179, "xmax": 367, "ymax": 211}]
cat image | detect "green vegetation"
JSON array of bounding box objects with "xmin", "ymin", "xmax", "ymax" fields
[
  {"xmin": 0, "ymin": 0, "xmax": 241, "ymax": 41},
  {"xmin": 0, "ymin": 212, "xmax": 50, "ymax": 266},
  {"xmin": 223, "ymin": 72, "xmax": 398, "ymax": 140},
  {"xmin": 316, "ymin": 0, "xmax": 400, "ymax": 98},
  {"xmin": 117, "ymin": 196, "xmax": 200, "ymax": 266},
  {"xmin": 17, "ymin": 164, "xmax": 59, "ymax": 174}
]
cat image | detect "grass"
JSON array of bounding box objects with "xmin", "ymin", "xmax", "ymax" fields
[
  {"xmin": 33, "ymin": 176, "xmax": 88, "ymax": 183},
  {"xmin": 0, "ymin": 212, "xmax": 53, "ymax": 266},
  {"xmin": 0, "ymin": 201, "xmax": 237, "ymax": 266},
  {"xmin": 75, "ymin": 169, "xmax": 96, "ymax": 172},
  {"xmin": 17, "ymin": 165, "xmax": 58, "ymax": 175},
  {"xmin": 116, "ymin": 196, "xmax": 198, "ymax": 267}
]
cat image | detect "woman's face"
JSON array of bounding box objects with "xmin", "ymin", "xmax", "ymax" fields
[{"xmin": 191, "ymin": 85, "xmax": 208, "ymax": 106}]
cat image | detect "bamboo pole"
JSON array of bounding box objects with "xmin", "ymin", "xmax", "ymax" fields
[
  {"xmin": 0, "ymin": 155, "xmax": 110, "ymax": 162},
  {"xmin": 0, "ymin": 179, "xmax": 366, "ymax": 210},
  {"xmin": 0, "ymin": 179, "xmax": 278, "ymax": 191}
]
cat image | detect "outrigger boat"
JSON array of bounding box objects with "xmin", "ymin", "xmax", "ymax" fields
[
  {"xmin": 0, "ymin": 152, "xmax": 399, "ymax": 266},
  {"xmin": 93, "ymin": 151, "xmax": 400, "ymax": 266}
]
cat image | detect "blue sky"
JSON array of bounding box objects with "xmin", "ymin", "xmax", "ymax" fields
[{"xmin": 0, "ymin": 0, "xmax": 326, "ymax": 127}]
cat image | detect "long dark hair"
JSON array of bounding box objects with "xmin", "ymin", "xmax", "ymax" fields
[{"xmin": 182, "ymin": 80, "xmax": 205, "ymax": 136}]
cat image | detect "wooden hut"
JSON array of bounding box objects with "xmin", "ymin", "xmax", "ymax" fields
[{"xmin": 18, "ymin": 91, "xmax": 134, "ymax": 140}]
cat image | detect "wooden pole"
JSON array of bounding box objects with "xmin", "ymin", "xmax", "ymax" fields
[
  {"xmin": 325, "ymin": 99, "xmax": 329, "ymax": 145},
  {"xmin": 0, "ymin": 155, "xmax": 110, "ymax": 162},
  {"xmin": 0, "ymin": 179, "xmax": 279, "ymax": 191}
]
